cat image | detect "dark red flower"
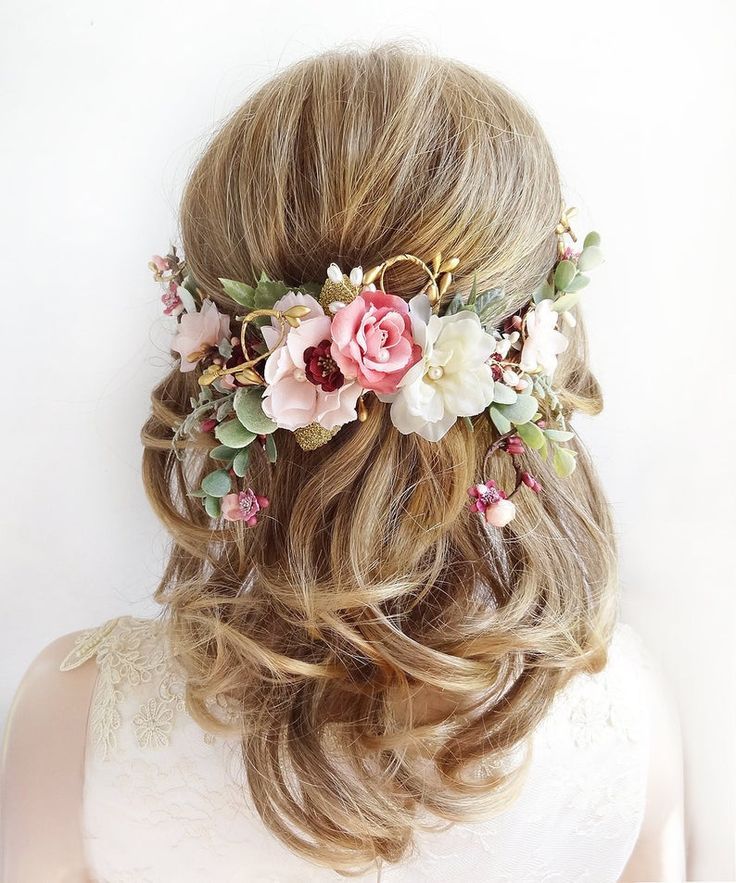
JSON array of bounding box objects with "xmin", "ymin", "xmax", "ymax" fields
[{"xmin": 303, "ymin": 339, "xmax": 345, "ymax": 392}]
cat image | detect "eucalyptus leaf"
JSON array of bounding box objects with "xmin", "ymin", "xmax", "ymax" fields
[
  {"xmin": 554, "ymin": 260, "xmax": 577, "ymax": 292},
  {"xmin": 565, "ymin": 273, "xmax": 590, "ymax": 293},
  {"xmin": 265, "ymin": 433, "xmax": 278, "ymax": 464},
  {"xmin": 496, "ymin": 394, "xmax": 538, "ymax": 426},
  {"xmin": 232, "ymin": 447, "xmax": 250, "ymax": 477},
  {"xmin": 204, "ymin": 495, "xmax": 222, "ymax": 518},
  {"xmin": 216, "ymin": 398, "xmax": 234, "ymax": 421},
  {"xmin": 218, "ymin": 338, "xmax": 234, "ymax": 359},
  {"xmin": 489, "ymin": 406, "xmax": 512, "ymax": 435},
  {"xmin": 219, "ymin": 278, "xmax": 255, "ymax": 308},
  {"xmin": 215, "ymin": 419, "xmax": 257, "ymax": 449},
  {"xmin": 553, "ymin": 291, "xmax": 582, "ymax": 312},
  {"xmin": 533, "ymin": 280, "xmax": 555, "ymax": 303},
  {"xmin": 493, "ymin": 382, "xmax": 518, "ymax": 405},
  {"xmin": 577, "ymin": 246, "xmax": 604, "ymax": 272},
  {"xmin": 475, "ymin": 288, "xmax": 504, "ymax": 323},
  {"xmin": 544, "ymin": 429, "xmax": 575, "ymax": 442},
  {"xmin": 209, "ymin": 445, "xmax": 238, "ymax": 462},
  {"xmin": 552, "ymin": 445, "xmax": 577, "ymax": 478},
  {"xmin": 583, "ymin": 231, "xmax": 601, "ymax": 249},
  {"xmin": 234, "ymin": 388, "xmax": 278, "ymax": 435},
  {"xmin": 515, "ymin": 420, "xmax": 546, "ymax": 450},
  {"xmin": 201, "ymin": 469, "xmax": 232, "ymax": 498}
]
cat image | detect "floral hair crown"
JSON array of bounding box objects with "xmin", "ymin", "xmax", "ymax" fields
[{"xmin": 150, "ymin": 207, "xmax": 602, "ymax": 528}]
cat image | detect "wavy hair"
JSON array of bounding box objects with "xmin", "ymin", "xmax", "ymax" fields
[{"xmin": 142, "ymin": 45, "xmax": 617, "ymax": 874}]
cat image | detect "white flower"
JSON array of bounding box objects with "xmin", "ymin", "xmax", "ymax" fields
[
  {"xmin": 519, "ymin": 299, "xmax": 569, "ymax": 376},
  {"xmin": 380, "ymin": 294, "xmax": 496, "ymax": 442},
  {"xmin": 494, "ymin": 330, "xmax": 520, "ymax": 358}
]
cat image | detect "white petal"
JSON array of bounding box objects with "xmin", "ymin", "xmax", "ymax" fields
[
  {"xmin": 349, "ymin": 266, "xmax": 363, "ymax": 286},
  {"xmin": 327, "ymin": 263, "xmax": 342, "ymax": 283}
]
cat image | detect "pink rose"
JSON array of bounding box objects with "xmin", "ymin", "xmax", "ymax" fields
[
  {"xmin": 171, "ymin": 299, "xmax": 230, "ymax": 372},
  {"xmin": 262, "ymin": 315, "xmax": 361, "ymax": 430},
  {"xmin": 330, "ymin": 290, "xmax": 420, "ymax": 394}
]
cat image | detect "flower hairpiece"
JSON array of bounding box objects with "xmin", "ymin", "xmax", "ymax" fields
[{"xmin": 150, "ymin": 207, "xmax": 603, "ymax": 526}]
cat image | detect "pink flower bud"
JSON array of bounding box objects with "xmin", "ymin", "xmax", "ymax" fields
[
  {"xmin": 199, "ymin": 418, "xmax": 217, "ymax": 433},
  {"xmin": 521, "ymin": 472, "xmax": 542, "ymax": 493}
]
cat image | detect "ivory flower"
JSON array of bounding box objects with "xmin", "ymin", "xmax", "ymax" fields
[
  {"xmin": 381, "ymin": 294, "xmax": 496, "ymax": 442},
  {"xmin": 171, "ymin": 299, "xmax": 230, "ymax": 372},
  {"xmin": 520, "ymin": 299, "xmax": 568, "ymax": 376}
]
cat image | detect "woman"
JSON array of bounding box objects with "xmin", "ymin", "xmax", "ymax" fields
[{"xmin": 2, "ymin": 46, "xmax": 684, "ymax": 882}]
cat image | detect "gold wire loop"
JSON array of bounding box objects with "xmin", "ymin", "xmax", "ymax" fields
[
  {"xmin": 363, "ymin": 252, "xmax": 460, "ymax": 312},
  {"xmin": 198, "ymin": 305, "xmax": 310, "ymax": 387}
]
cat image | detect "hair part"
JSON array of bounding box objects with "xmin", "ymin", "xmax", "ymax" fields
[{"xmin": 142, "ymin": 44, "xmax": 617, "ymax": 874}]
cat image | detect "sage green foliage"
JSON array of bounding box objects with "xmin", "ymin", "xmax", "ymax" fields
[
  {"xmin": 204, "ymin": 495, "xmax": 222, "ymax": 518},
  {"xmin": 232, "ymin": 447, "xmax": 251, "ymax": 477},
  {"xmin": 201, "ymin": 469, "xmax": 232, "ymax": 498},
  {"xmin": 234, "ymin": 387, "xmax": 277, "ymax": 435},
  {"xmin": 215, "ymin": 419, "xmax": 256, "ymax": 449}
]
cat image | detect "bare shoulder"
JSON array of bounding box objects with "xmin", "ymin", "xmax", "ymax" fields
[{"xmin": 2, "ymin": 630, "xmax": 97, "ymax": 883}]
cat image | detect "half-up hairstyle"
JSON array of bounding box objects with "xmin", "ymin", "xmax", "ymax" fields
[{"xmin": 142, "ymin": 44, "xmax": 617, "ymax": 874}]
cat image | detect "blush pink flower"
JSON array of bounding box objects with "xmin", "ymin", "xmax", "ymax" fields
[
  {"xmin": 468, "ymin": 480, "xmax": 516, "ymax": 527},
  {"xmin": 171, "ymin": 299, "xmax": 230, "ymax": 372},
  {"xmin": 330, "ymin": 290, "xmax": 420, "ymax": 394},
  {"xmin": 262, "ymin": 315, "xmax": 361, "ymax": 430},
  {"xmin": 221, "ymin": 489, "xmax": 269, "ymax": 526}
]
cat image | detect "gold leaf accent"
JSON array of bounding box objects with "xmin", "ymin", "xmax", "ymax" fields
[
  {"xmin": 438, "ymin": 272, "xmax": 453, "ymax": 296},
  {"xmin": 439, "ymin": 256, "xmax": 460, "ymax": 273},
  {"xmin": 198, "ymin": 365, "xmax": 222, "ymax": 386},
  {"xmin": 362, "ymin": 265, "xmax": 381, "ymax": 285},
  {"xmin": 431, "ymin": 252, "xmax": 442, "ymax": 275},
  {"xmin": 294, "ymin": 423, "xmax": 341, "ymax": 451}
]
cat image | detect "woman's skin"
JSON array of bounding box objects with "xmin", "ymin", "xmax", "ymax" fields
[{"xmin": 1, "ymin": 633, "xmax": 686, "ymax": 883}]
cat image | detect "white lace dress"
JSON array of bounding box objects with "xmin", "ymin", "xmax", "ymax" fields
[{"xmin": 60, "ymin": 617, "xmax": 652, "ymax": 883}]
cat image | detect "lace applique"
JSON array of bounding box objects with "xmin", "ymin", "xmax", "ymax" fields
[{"xmin": 60, "ymin": 616, "xmax": 204, "ymax": 758}]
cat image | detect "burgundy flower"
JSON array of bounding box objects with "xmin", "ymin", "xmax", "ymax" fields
[{"xmin": 303, "ymin": 339, "xmax": 345, "ymax": 392}]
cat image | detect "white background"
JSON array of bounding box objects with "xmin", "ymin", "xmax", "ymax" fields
[{"xmin": 1, "ymin": 1, "xmax": 734, "ymax": 879}]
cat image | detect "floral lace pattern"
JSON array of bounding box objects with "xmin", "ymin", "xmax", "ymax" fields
[{"xmin": 61, "ymin": 617, "xmax": 652, "ymax": 883}]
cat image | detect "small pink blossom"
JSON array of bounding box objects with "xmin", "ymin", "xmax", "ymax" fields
[
  {"xmin": 520, "ymin": 299, "xmax": 569, "ymax": 376},
  {"xmin": 521, "ymin": 471, "xmax": 542, "ymax": 493},
  {"xmin": 221, "ymin": 489, "xmax": 269, "ymax": 526},
  {"xmin": 161, "ymin": 281, "xmax": 184, "ymax": 316},
  {"xmin": 468, "ymin": 479, "xmax": 516, "ymax": 527},
  {"xmin": 330, "ymin": 290, "xmax": 420, "ymax": 394},
  {"xmin": 171, "ymin": 299, "xmax": 230, "ymax": 373},
  {"xmin": 562, "ymin": 246, "xmax": 581, "ymax": 262}
]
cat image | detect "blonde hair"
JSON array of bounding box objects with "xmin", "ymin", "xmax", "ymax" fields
[{"xmin": 142, "ymin": 45, "xmax": 617, "ymax": 874}]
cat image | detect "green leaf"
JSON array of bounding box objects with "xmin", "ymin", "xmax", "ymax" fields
[
  {"xmin": 583, "ymin": 231, "xmax": 601, "ymax": 249},
  {"xmin": 533, "ymin": 280, "xmax": 555, "ymax": 303},
  {"xmin": 209, "ymin": 445, "xmax": 238, "ymax": 462},
  {"xmin": 475, "ymin": 288, "xmax": 504, "ymax": 323},
  {"xmin": 565, "ymin": 273, "xmax": 590, "ymax": 293},
  {"xmin": 201, "ymin": 469, "xmax": 232, "ymax": 498},
  {"xmin": 298, "ymin": 281, "xmax": 322, "ymax": 297},
  {"xmin": 204, "ymin": 495, "xmax": 221, "ymax": 518},
  {"xmin": 554, "ymin": 260, "xmax": 577, "ymax": 292},
  {"xmin": 232, "ymin": 447, "xmax": 250, "ymax": 477},
  {"xmin": 577, "ymin": 246, "xmax": 604, "ymax": 272},
  {"xmin": 515, "ymin": 420, "xmax": 546, "ymax": 450},
  {"xmin": 552, "ymin": 445, "xmax": 577, "ymax": 478},
  {"xmin": 445, "ymin": 293, "xmax": 464, "ymax": 315},
  {"xmin": 265, "ymin": 433, "xmax": 278, "ymax": 464},
  {"xmin": 254, "ymin": 276, "xmax": 290, "ymax": 311},
  {"xmin": 188, "ymin": 489, "xmax": 207, "ymax": 498},
  {"xmin": 497, "ymin": 394, "xmax": 538, "ymax": 426},
  {"xmin": 467, "ymin": 274, "xmax": 478, "ymax": 307},
  {"xmin": 493, "ymin": 382, "xmax": 518, "ymax": 405},
  {"xmin": 463, "ymin": 416, "xmax": 474, "ymax": 432},
  {"xmin": 489, "ymin": 406, "xmax": 512, "ymax": 435},
  {"xmin": 215, "ymin": 419, "xmax": 257, "ymax": 449},
  {"xmin": 544, "ymin": 429, "xmax": 575, "ymax": 442},
  {"xmin": 234, "ymin": 388, "xmax": 278, "ymax": 435},
  {"xmin": 219, "ymin": 278, "xmax": 255, "ymax": 308},
  {"xmin": 553, "ymin": 290, "xmax": 582, "ymax": 312}
]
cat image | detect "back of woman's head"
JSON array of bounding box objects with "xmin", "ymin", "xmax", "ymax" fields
[{"xmin": 142, "ymin": 44, "xmax": 617, "ymax": 874}]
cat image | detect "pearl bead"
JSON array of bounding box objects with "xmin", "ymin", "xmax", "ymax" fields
[
  {"xmin": 293, "ymin": 369, "xmax": 306, "ymax": 382},
  {"xmin": 376, "ymin": 349, "xmax": 390, "ymax": 363},
  {"xmin": 427, "ymin": 365, "xmax": 444, "ymax": 381}
]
